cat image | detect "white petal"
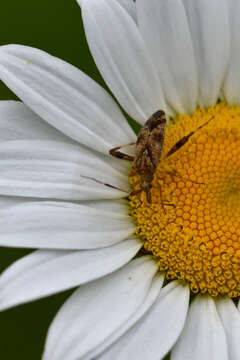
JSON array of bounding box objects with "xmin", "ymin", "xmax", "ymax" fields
[
  {"xmin": 0, "ymin": 195, "xmax": 32, "ymax": 209},
  {"xmin": 172, "ymin": 295, "xmax": 228, "ymax": 360},
  {"xmin": 84, "ymin": 198, "xmax": 128, "ymax": 214},
  {"xmin": 216, "ymin": 298, "xmax": 240, "ymax": 360},
  {"xmin": 81, "ymin": 0, "xmax": 168, "ymax": 124},
  {"xmin": 0, "ymin": 101, "xmax": 70, "ymax": 142},
  {"xmin": 0, "ymin": 139, "xmax": 130, "ymax": 200},
  {"xmin": 0, "ymin": 45, "xmax": 135, "ymax": 154},
  {"xmin": 0, "ymin": 201, "xmax": 134, "ymax": 249},
  {"xmin": 78, "ymin": 0, "xmax": 137, "ymax": 22},
  {"xmin": 222, "ymin": 0, "xmax": 240, "ymax": 104},
  {"xmin": 0, "ymin": 238, "xmax": 141, "ymax": 310},
  {"xmin": 182, "ymin": 0, "xmax": 230, "ymax": 107},
  {"xmin": 115, "ymin": 0, "xmax": 136, "ymax": 22},
  {"xmin": 99, "ymin": 281, "xmax": 189, "ymax": 360},
  {"xmin": 86, "ymin": 274, "xmax": 164, "ymax": 360},
  {"xmin": 43, "ymin": 257, "xmax": 158, "ymax": 360},
  {"xmin": 137, "ymin": 0, "xmax": 198, "ymax": 115}
]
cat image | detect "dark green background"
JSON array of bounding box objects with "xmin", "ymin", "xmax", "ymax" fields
[
  {"xmin": 0, "ymin": 1, "xmax": 102, "ymax": 359},
  {"xmin": 0, "ymin": 1, "xmax": 168, "ymax": 359}
]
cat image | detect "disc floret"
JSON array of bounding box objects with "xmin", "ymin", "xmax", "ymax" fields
[{"xmin": 129, "ymin": 102, "xmax": 240, "ymax": 298}]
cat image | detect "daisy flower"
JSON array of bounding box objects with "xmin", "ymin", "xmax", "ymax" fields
[{"xmin": 0, "ymin": 0, "xmax": 240, "ymax": 359}]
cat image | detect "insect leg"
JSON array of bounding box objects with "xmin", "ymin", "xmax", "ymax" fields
[
  {"xmin": 129, "ymin": 189, "xmax": 142, "ymax": 197},
  {"xmin": 146, "ymin": 189, "xmax": 152, "ymax": 203},
  {"xmin": 109, "ymin": 142, "xmax": 136, "ymax": 161},
  {"xmin": 165, "ymin": 116, "xmax": 214, "ymax": 158},
  {"xmin": 130, "ymin": 188, "xmax": 152, "ymax": 203},
  {"xmin": 159, "ymin": 185, "xmax": 166, "ymax": 214},
  {"xmin": 165, "ymin": 170, "xmax": 205, "ymax": 185},
  {"xmin": 163, "ymin": 202, "xmax": 176, "ymax": 207}
]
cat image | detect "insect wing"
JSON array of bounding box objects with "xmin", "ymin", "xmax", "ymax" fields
[
  {"xmin": 134, "ymin": 110, "xmax": 166, "ymax": 171},
  {"xmin": 134, "ymin": 123, "xmax": 150, "ymax": 170},
  {"xmin": 147, "ymin": 111, "xmax": 166, "ymax": 167}
]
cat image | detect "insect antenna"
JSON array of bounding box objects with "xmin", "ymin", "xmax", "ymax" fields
[{"xmin": 80, "ymin": 175, "xmax": 128, "ymax": 193}]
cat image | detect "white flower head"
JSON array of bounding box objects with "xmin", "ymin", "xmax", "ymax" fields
[{"xmin": 0, "ymin": 0, "xmax": 240, "ymax": 359}]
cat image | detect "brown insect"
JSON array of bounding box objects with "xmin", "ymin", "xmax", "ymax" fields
[{"xmin": 109, "ymin": 110, "xmax": 213, "ymax": 203}]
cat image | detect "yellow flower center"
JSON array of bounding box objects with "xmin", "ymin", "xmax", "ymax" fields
[{"xmin": 129, "ymin": 102, "xmax": 240, "ymax": 298}]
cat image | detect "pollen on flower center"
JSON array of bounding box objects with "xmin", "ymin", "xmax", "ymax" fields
[{"xmin": 129, "ymin": 102, "xmax": 240, "ymax": 298}]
